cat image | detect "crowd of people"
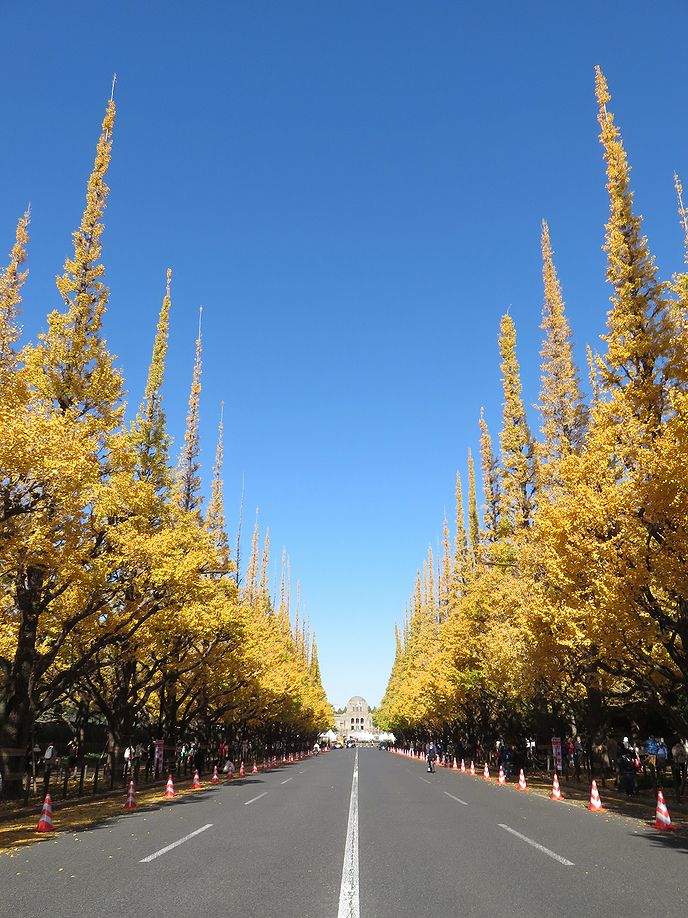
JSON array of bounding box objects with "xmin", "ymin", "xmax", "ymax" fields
[{"xmin": 396, "ymin": 732, "xmax": 688, "ymax": 802}]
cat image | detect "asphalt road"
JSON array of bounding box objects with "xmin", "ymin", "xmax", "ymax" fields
[{"xmin": 1, "ymin": 748, "xmax": 686, "ymax": 918}]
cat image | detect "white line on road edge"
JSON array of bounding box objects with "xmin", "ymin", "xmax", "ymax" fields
[
  {"xmin": 244, "ymin": 792, "xmax": 268, "ymax": 806},
  {"xmin": 337, "ymin": 747, "xmax": 360, "ymax": 918},
  {"xmin": 498, "ymin": 824, "xmax": 574, "ymax": 866},
  {"xmin": 444, "ymin": 792, "xmax": 468, "ymax": 806},
  {"xmin": 281, "ymin": 777, "xmax": 293, "ymax": 785},
  {"xmin": 140, "ymin": 824, "xmax": 213, "ymax": 863}
]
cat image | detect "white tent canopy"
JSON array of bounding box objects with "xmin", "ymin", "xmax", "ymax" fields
[{"xmin": 319, "ymin": 729, "xmax": 337, "ymax": 741}]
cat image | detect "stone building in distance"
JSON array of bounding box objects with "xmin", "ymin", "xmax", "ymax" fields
[{"xmin": 334, "ymin": 696, "xmax": 374, "ymax": 737}]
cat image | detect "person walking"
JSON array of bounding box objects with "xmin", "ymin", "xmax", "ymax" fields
[
  {"xmin": 43, "ymin": 742, "xmax": 56, "ymax": 793},
  {"xmin": 617, "ymin": 739, "xmax": 636, "ymax": 797},
  {"xmin": 671, "ymin": 739, "xmax": 686, "ymax": 801},
  {"xmin": 426, "ymin": 741, "xmax": 437, "ymax": 774}
]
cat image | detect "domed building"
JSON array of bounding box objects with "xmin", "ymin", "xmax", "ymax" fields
[{"xmin": 334, "ymin": 696, "xmax": 374, "ymax": 737}]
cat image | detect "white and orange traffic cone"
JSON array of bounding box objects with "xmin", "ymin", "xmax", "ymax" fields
[
  {"xmin": 550, "ymin": 773, "xmax": 563, "ymax": 800},
  {"xmin": 498, "ymin": 767, "xmax": 506, "ymax": 785},
  {"xmin": 452, "ymin": 757, "xmax": 458, "ymax": 770},
  {"xmin": 239, "ymin": 762, "xmax": 245, "ymax": 778},
  {"xmin": 460, "ymin": 759, "xmax": 466, "ymax": 773},
  {"xmin": 192, "ymin": 769, "xmax": 201, "ymax": 790},
  {"xmin": 483, "ymin": 762, "xmax": 490, "ymax": 780},
  {"xmin": 588, "ymin": 779, "xmax": 604, "ymax": 811},
  {"xmin": 164, "ymin": 775, "xmax": 175, "ymax": 798},
  {"xmin": 252, "ymin": 761, "xmax": 258, "ymax": 774},
  {"xmin": 470, "ymin": 761, "xmax": 476, "ymax": 776},
  {"xmin": 36, "ymin": 793, "xmax": 54, "ymax": 832},
  {"xmin": 211, "ymin": 765, "xmax": 219, "ymax": 785},
  {"xmin": 652, "ymin": 790, "xmax": 676, "ymax": 830},
  {"xmin": 518, "ymin": 769, "xmax": 527, "ymax": 791},
  {"xmin": 124, "ymin": 780, "xmax": 137, "ymax": 809}
]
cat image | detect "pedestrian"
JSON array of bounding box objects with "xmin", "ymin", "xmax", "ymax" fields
[
  {"xmin": 67, "ymin": 737, "xmax": 79, "ymax": 778},
  {"xmin": 656, "ymin": 738, "xmax": 668, "ymax": 785},
  {"xmin": 426, "ymin": 741, "xmax": 437, "ymax": 773},
  {"xmin": 43, "ymin": 741, "xmax": 56, "ymax": 792},
  {"xmin": 617, "ymin": 738, "xmax": 636, "ymax": 797},
  {"xmin": 671, "ymin": 739, "xmax": 686, "ymax": 800}
]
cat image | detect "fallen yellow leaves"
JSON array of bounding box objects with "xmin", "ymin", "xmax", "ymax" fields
[{"xmin": 0, "ymin": 778, "xmax": 213, "ymax": 857}]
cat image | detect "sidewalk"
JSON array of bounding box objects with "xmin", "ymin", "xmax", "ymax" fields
[
  {"xmin": 0, "ymin": 774, "xmax": 208, "ymax": 857},
  {"xmin": 517, "ymin": 771, "xmax": 688, "ymax": 832}
]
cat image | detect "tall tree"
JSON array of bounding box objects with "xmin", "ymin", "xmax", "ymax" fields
[
  {"xmin": 132, "ymin": 269, "xmax": 172, "ymax": 493},
  {"xmin": 0, "ymin": 210, "xmax": 30, "ymax": 378},
  {"xmin": 26, "ymin": 99, "xmax": 122, "ymax": 428},
  {"xmin": 498, "ymin": 313, "xmax": 535, "ymax": 530},
  {"xmin": 595, "ymin": 66, "xmax": 674, "ymax": 422},
  {"xmin": 537, "ymin": 220, "xmax": 587, "ymax": 472},
  {"xmin": 206, "ymin": 402, "xmax": 231, "ymax": 572},
  {"xmin": 174, "ymin": 307, "xmax": 203, "ymax": 514},
  {"xmin": 479, "ymin": 409, "xmax": 500, "ymax": 541},
  {"xmin": 467, "ymin": 449, "xmax": 480, "ymax": 557}
]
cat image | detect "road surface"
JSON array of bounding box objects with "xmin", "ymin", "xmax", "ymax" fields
[{"xmin": 1, "ymin": 748, "xmax": 686, "ymax": 917}]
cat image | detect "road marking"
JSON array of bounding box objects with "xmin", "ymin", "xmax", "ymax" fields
[
  {"xmin": 418, "ymin": 776, "xmax": 431, "ymax": 784},
  {"xmin": 337, "ymin": 747, "xmax": 360, "ymax": 918},
  {"xmin": 281, "ymin": 777, "xmax": 293, "ymax": 785},
  {"xmin": 139, "ymin": 824, "xmax": 213, "ymax": 863},
  {"xmin": 498, "ymin": 824, "xmax": 574, "ymax": 866},
  {"xmin": 244, "ymin": 792, "xmax": 268, "ymax": 806},
  {"xmin": 444, "ymin": 791, "xmax": 468, "ymax": 806}
]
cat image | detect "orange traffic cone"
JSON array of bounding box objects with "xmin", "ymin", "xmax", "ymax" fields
[
  {"xmin": 211, "ymin": 765, "xmax": 219, "ymax": 784},
  {"xmin": 498, "ymin": 767, "xmax": 506, "ymax": 785},
  {"xmin": 470, "ymin": 761, "xmax": 476, "ymax": 776},
  {"xmin": 164, "ymin": 775, "xmax": 175, "ymax": 798},
  {"xmin": 36, "ymin": 793, "xmax": 54, "ymax": 832},
  {"xmin": 192, "ymin": 769, "xmax": 201, "ymax": 790},
  {"xmin": 124, "ymin": 780, "xmax": 137, "ymax": 809},
  {"xmin": 252, "ymin": 761, "xmax": 258, "ymax": 774},
  {"xmin": 588, "ymin": 779, "xmax": 604, "ymax": 811},
  {"xmin": 652, "ymin": 790, "xmax": 676, "ymax": 830},
  {"xmin": 483, "ymin": 763, "xmax": 490, "ymax": 780},
  {"xmin": 550, "ymin": 773, "xmax": 563, "ymax": 800},
  {"xmin": 239, "ymin": 762, "xmax": 245, "ymax": 778},
  {"xmin": 460, "ymin": 759, "xmax": 466, "ymax": 773},
  {"xmin": 518, "ymin": 769, "xmax": 527, "ymax": 791},
  {"xmin": 452, "ymin": 757, "xmax": 458, "ymax": 770}
]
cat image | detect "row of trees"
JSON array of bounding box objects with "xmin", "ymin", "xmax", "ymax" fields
[
  {"xmin": 0, "ymin": 95, "xmax": 331, "ymax": 795},
  {"xmin": 376, "ymin": 69, "xmax": 688, "ymax": 754}
]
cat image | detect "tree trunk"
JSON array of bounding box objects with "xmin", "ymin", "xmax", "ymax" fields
[{"xmin": 0, "ymin": 565, "xmax": 43, "ymax": 796}]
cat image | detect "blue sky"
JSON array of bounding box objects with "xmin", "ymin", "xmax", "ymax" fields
[{"xmin": 2, "ymin": 2, "xmax": 687, "ymax": 707}]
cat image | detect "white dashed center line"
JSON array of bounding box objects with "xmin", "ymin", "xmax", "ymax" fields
[
  {"xmin": 140, "ymin": 824, "xmax": 213, "ymax": 863},
  {"xmin": 498, "ymin": 824, "xmax": 574, "ymax": 866},
  {"xmin": 444, "ymin": 791, "xmax": 468, "ymax": 806},
  {"xmin": 337, "ymin": 748, "xmax": 360, "ymax": 918},
  {"xmin": 244, "ymin": 792, "xmax": 268, "ymax": 806}
]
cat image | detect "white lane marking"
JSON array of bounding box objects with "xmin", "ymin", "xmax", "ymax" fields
[
  {"xmin": 139, "ymin": 824, "xmax": 212, "ymax": 863},
  {"xmin": 337, "ymin": 747, "xmax": 360, "ymax": 918},
  {"xmin": 444, "ymin": 792, "xmax": 468, "ymax": 806},
  {"xmin": 418, "ymin": 776, "xmax": 431, "ymax": 784},
  {"xmin": 281, "ymin": 777, "xmax": 293, "ymax": 785},
  {"xmin": 244, "ymin": 792, "xmax": 268, "ymax": 806},
  {"xmin": 498, "ymin": 824, "xmax": 574, "ymax": 866}
]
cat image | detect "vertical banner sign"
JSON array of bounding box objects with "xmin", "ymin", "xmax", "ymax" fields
[{"xmin": 551, "ymin": 737, "xmax": 562, "ymax": 773}]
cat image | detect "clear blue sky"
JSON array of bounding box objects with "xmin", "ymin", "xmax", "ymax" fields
[{"xmin": 2, "ymin": 2, "xmax": 687, "ymax": 707}]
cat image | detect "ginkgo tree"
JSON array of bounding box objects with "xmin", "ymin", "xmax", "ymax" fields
[
  {"xmin": 0, "ymin": 94, "xmax": 331, "ymax": 795},
  {"xmin": 378, "ymin": 67, "xmax": 688, "ymax": 751}
]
